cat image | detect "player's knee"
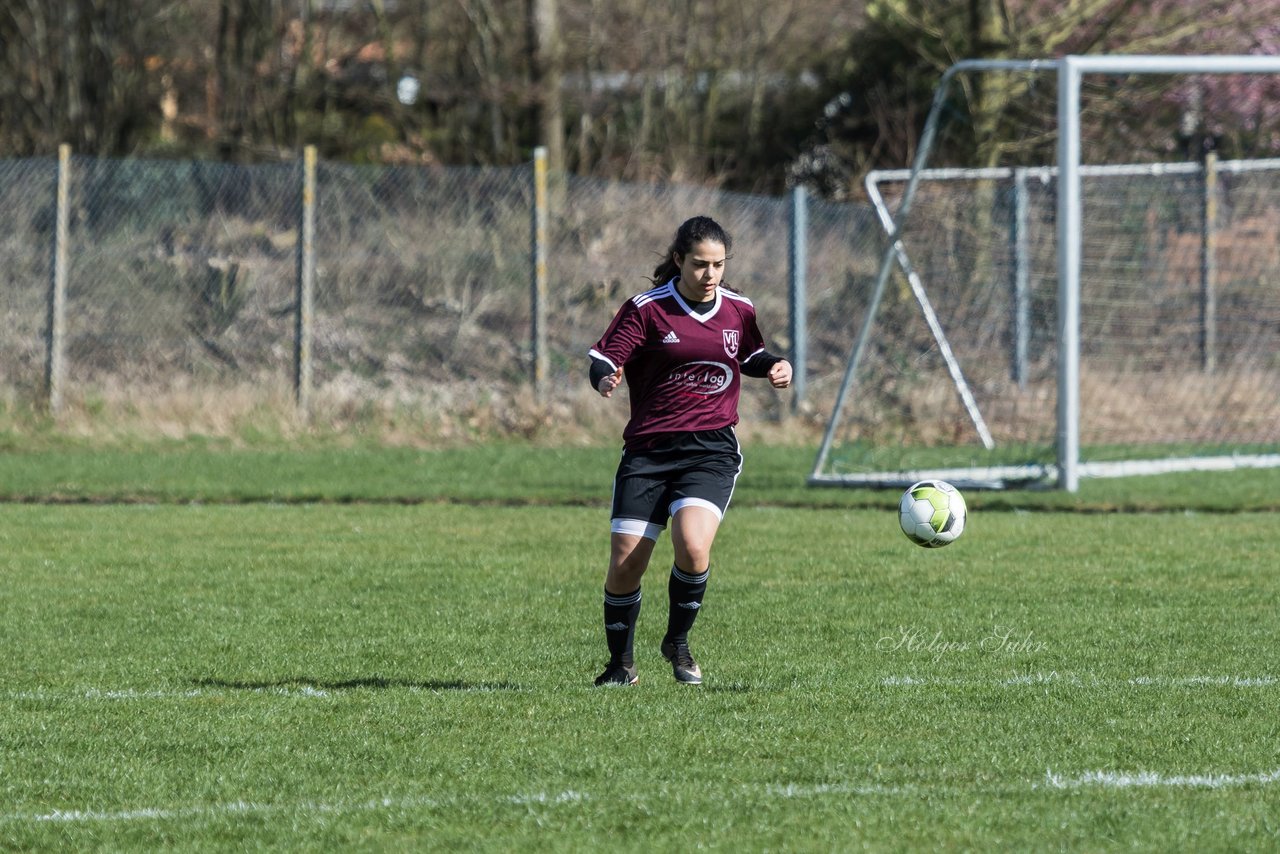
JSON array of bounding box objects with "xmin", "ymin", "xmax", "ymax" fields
[
  {"xmin": 607, "ymin": 545, "xmax": 652, "ymax": 588},
  {"xmin": 606, "ymin": 564, "xmax": 646, "ymax": 593},
  {"xmin": 673, "ymin": 540, "xmax": 712, "ymax": 574},
  {"xmin": 614, "ymin": 551, "xmax": 648, "ymax": 577}
]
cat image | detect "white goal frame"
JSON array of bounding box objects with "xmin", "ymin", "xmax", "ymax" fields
[{"xmin": 810, "ymin": 55, "xmax": 1280, "ymax": 492}]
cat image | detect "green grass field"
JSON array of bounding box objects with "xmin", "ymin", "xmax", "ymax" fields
[{"xmin": 1, "ymin": 445, "xmax": 1278, "ymax": 850}]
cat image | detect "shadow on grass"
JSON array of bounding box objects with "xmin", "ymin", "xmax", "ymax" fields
[
  {"xmin": 701, "ymin": 682, "xmax": 754, "ymax": 693},
  {"xmin": 191, "ymin": 676, "xmax": 523, "ymax": 692}
]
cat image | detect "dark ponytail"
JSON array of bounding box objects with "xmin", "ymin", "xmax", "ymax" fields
[{"xmin": 649, "ymin": 215, "xmax": 733, "ymax": 287}]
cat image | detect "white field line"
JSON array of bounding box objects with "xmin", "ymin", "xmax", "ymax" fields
[
  {"xmin": 0, "ymin": 782, "xmax": 904, "ymax": 826},
  {"xmin": 4, "ymin": 687, "xmax": 333, "ymax": 701},
  {"xmin": 1043, "ymin": 768, "xmax": 1280, "ymax": 789},
  {"xmin": 4, "ymin": 684, "xmax": 518, "ymax": 702},
  {"xmin": 1128, "ymin": 675, "xmax": 1278, "ymax": 688},
  {"xmin": 9, "ymin": 795, "xmax": 439, "ymax": 825},
  {"xmin": 762, "ymin": 782, "xmax": 904, "ymax": 797},
  {"xmin": 881, "ymin": 673, "xmax": 1278, "ymax": 689},
  {"xmin": 7, "ymin": 767, "xmax": 1278, "ymax": 826}
]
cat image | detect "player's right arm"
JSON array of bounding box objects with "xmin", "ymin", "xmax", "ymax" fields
[
  {"xmin": 588, "ymin": 298, "xmax": 647, "ymax": 399},
  {"xmin": 589, "ymin": 357, "xmax": 624, "ymax": 397}
]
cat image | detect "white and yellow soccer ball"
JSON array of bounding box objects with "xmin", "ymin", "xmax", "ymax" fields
[{"xmin": 898, "ymin": 479, "xmax": 967, "ymax": 548}]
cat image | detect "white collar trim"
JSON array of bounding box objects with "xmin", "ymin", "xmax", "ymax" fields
[{"xmin": 670, "ymin": 278, "xmax": 721, "ymax": 322}]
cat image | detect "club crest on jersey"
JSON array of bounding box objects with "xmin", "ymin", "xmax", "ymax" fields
[{"xmin": 722, "ymin": 329, "xmax": 739, "ymax": 358}]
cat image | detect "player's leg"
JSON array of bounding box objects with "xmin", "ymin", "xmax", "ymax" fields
[
  {"xmin": 595, "ymin": 532, "xmax": 653, "ymax": 686},
  {"xmin": 668, "ymin": 504, "xmax": 719, "ymax": 642},
  {"xmin": 606, "ymin": 530, "xmax": 656, "ymax": 593},
  {"xmin": 669, "ymin": 503, "xmax": 720, "ymax": 574},
  {"xmin": 659, "ymin": 435, "xmax": 741, "ymax": 685},
  {"xmin": 660, "ymin": 503, "xmax": 720, "ymax": 684},
  {"xmin": 595, "ymin": 466, "xmax": 666, "ymax": 686}
]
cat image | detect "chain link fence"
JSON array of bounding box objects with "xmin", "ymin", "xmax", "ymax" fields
[
  {"xmin": 1, "ymin": 156, "xmax": 57, "ymax": 399},
  {"xmin": 814, "ymin": 157, "xmax": 1280, "ymax": 484},
  {"xmin": 9, "ymin": 150, "xmax": 1278, "ymax": 454},
  {"xmin": 1, "ymin": 151, "xmax": 880, "ymax": 436}
]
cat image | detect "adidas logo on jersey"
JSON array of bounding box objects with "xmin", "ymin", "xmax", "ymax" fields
[{"xmin": 661, "ymin": 330, "xmax": 680, "ymax": 344}]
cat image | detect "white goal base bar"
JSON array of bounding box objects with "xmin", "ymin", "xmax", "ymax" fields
[{"xmin": 807, "ymin": 454, "xmax": 1280, "ymax": 492}]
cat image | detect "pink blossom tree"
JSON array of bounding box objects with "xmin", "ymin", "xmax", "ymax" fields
[
  {"xmin": 845, "ymin": 0, "xmax": 1280, "ymax": 167},
  {"xmin": 1014, "ymin": 0, "xmax": 1280, "ymax": 159}
]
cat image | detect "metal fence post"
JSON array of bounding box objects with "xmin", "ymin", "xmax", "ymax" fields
[
  {"xmin": 788, "ymin": 184, "xmax": 808, "ymax": 412},
  {"xmin": 1201, "ymin": 150, "xmax": 1218, "ymax": 373},
  {"xmin": 531, "ymin": 146, "xmax": 549, "ymax": 401},
  {"xmin": 295, "ymin": 145, "xmax": 317, "ymax": 417},
  {"xmin": 45, "ymin": 144, "xmax": 70, "ymax": 415},
  {"xmin": 1011, "ymin": 167, "xmax": 1030, "ymax": 389}
]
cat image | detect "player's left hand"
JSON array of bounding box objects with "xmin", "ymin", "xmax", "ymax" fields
[{"xmin": 768, "ymin": 360, "xmax": 793, "ymax": 389}]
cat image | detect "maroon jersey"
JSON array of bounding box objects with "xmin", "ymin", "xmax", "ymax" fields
[{"xmin": 589, "ymin": 279, "xmax": 767, "ymax": 448}]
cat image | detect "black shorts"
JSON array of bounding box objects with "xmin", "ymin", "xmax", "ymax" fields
[{"xmin": 610, "ymin": 427, "xmax": 743, "ymax": 541}]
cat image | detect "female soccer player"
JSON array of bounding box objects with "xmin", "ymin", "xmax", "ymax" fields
[{"xmin": 587, "ymin": 215, "xmax": 792, "ymax": 686}]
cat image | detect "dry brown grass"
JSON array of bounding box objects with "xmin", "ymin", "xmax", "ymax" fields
[
  {"xmin": 1, "ymin": 379, "xmax": 828, "ymax": 449},
  {"xmin": 6, "ymin": 362, "xmax": 1277, "ymax": 456}
]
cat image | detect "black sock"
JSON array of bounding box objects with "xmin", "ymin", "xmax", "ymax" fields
[
  {"xmin": 665, "ymin": 564, "xmax": 708, "ymax": 646},
  {"xmin": 603, "ymin": 587, "xmax": 642, "ymax": 667}
]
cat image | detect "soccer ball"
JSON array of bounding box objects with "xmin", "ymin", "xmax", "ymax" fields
[{"xmin": 898, "ymin": 480, "xmax": 967, "ymax": 548}]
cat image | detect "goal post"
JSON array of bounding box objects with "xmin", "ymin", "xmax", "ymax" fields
[
  {"xmin": 1055, "ymin": 54, "xmax": 1280, "ymax": 490},
  {"xmin": 811, "ymin": 55, "xmax": 1280, "ymax": 492}
]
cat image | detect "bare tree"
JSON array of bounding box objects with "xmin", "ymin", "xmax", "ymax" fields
[
  {"xmin": 527, "ymin": 0, "xmax": 564, "ymax": 174},
  {"xmin": 453, "ymin": 0, "xmax": 519, "ymax": 161},
  {"xmin": 0, "ymin": 0, "xmax": 161, "ymax": 155},
  {"xmin": 212, "ymin": 0, "xmax": 295, "ymax": 158},
  {"xmin": 0, "ymin": 0, "xmax": 865, "ymax": 189}
]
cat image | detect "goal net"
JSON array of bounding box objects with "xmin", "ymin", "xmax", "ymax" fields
[{"xmin": 810, "ymin": 56, "xmax": 1280, "ymax": 491}]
